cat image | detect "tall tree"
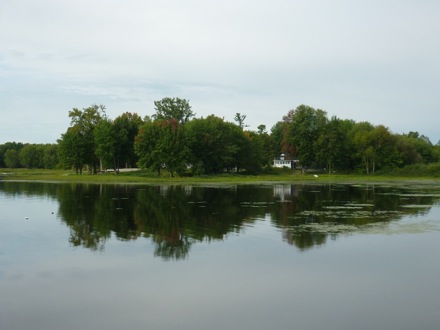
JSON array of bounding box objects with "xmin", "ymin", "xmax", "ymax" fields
[
  {"xmin": 113, "ymin": 112, "xmax": 144, "ymax": 168},
  {"xmin": 234, "ymin": 113, "xmax": 248, "ymax": 129},
  {"xmin": 135, "ymin": 119, "xmax": 188, "ymax": 176},
  {"xmin": 351, "ymin": 121, "xmax": 375, "ymax": 174},
  {"xmin": 369, "ymin": 125, "xmax": 400, "ymax": 172},
  {"xmin": 67, "ymin": 104, "xmax": 105, "ymax": 173},
  {"xmin": 94, "ymin": 118, "xmax": 121, "ymax": 173},
  {"xmin": 257, "ymin": 124, "xmax": 267, "ymax": 135},
  {"xmin": 254, "ymin": 128, "xmax": 276, "ymax": 168},
  {"xmin": 58, "ymin": 126, "xmax": 87, "ymax": 174},
  {"xmin": 316, "ymin": 117, "xmax": 354, "ymax": 173},
  {"xmin": 270, "ymin": 121, "xmax": 294, "ymax": 157},
  {"xmin": 185, "ymin": 116, "xmax": 246, "ymax": 174},
  {"xmin": 134, "ymin": 120, "xmax": 163, "ymax": 175},
  {"xmin": 285, "ymin": 105, "xmax": 328, "ymax": 168},
  {"xmin": 153, "ymin": 97, "xmax": 194, "ymax": 124}
]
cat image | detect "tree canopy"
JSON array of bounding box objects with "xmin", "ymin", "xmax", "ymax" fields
[
  {"xmin": 1, "ymin": 99, "xmax": 439, "ymax": 176},
  {"xmin": 153, "ymin": 97, "xmax": 195, "ymax": 124}
]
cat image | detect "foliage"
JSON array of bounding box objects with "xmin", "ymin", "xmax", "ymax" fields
[
  {"xmin": 284, "ymin": 105, "xmax": 327, "ymax": 168},
  {"xmin": 185, "ymin": 115, "xmax": 245, "ymax": 174},
  {"xmin": 234, "ymin": 113, "xmax": 249, "ymax": 129},
  {"xmin": 0, "ymin": 143, "xmax": 57, "ymax": 169},
  {"xmin": 113, "ymin": 112, "xmax": 143, "ymax": 167},
  {"xmin": 19, "ymin": 144, "xmax": 44, "ymax": 169},
  {"xmin": 66, "ymin": 104, "xmax": 106, "ymax": 173},
  {"xmin": 2, "ymin": 98, "xmax": 439, "ymax": 176},
  {"xmin": 4, "ymin": 149, "xmax": 20, "ymax": 168},
  {"xmin": 58, "ymin": 126, "xmax": 87, "ymax": 174},
  {"xmin": 153, "ymin": 97, "xmax": 195, "ymax": 124},
  {"xmin": 94, "ymin": 118, "xmax": 120, "ymax": 171},
  {"xmin": 135, "ymin": 119, "xmax": 188, "ymax": 176},
  {"xmin": 316, "ymin": 117, "xmax": 354, "ymax": 173},
  {"xmin": 0, "ymin": 142, "xmax": 24, "ymax": 167}
]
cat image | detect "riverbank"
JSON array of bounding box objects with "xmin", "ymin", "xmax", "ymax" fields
[{"xmin": 1, "ymin": 168, "xmax": 440, "ymax": 185}]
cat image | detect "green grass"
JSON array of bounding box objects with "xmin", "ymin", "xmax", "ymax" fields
[{"xmin": 1, "ymin": 168, "xmax": 440, "ymax": 185}]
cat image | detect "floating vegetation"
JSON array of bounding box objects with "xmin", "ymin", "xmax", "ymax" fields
[
  {"xmin": 399, "ymin": 204, "xmax": 432, "ymax": 208},
  {"xmin": 343, "ymin": 203, "xmax": 375, "ymax": 207},
  {"xmin": 285, "ymin": 218, "xmax": 440, "ymax": 238},
  {"xmin": 295, "ymin": 222, "xmax": 359, "ymax": 234},
  {"xmin": 188, "ymin": 201, "xmax": 207, "ymax": 205},
  {"xmin": 398, "ymin": 193, "xmax": 440, "ymax": 198},
  {"xmin": 298, "ymin": 209, "xmax": 401, "ymax": 220},
  {"xmin": 322, "ymin": 206, "xmax": 364, "ymax": 210},
  {"xmin": 240, "ymin": 201, "xmax": 274, "ymax": 208}
]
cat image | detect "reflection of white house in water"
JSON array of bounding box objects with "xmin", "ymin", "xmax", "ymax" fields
[
  {"xmin": 273, "ymin": 154, "xmax": 300, "ymax": 169},
  {"xmin": 159, "ymin": 185, "xmax": 193, "ymax": 196},
  {"xmin": 273, "ymin": 185, "xmax": 298, "ymax": 201}
]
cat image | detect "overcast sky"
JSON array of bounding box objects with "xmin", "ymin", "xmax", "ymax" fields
[{"xmin": 1, "ymin": 0, "xmax": 439, "ymax": 144}]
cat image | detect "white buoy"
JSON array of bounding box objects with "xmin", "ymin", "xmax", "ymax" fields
[{"xmin": 314, "ymin": 174, "xmax": 319, "ymax": 178}]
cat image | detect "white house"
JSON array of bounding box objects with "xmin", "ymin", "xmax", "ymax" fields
[{"xmin": 273, "ymin": 154, "xmax": 300, "ymax": 169}]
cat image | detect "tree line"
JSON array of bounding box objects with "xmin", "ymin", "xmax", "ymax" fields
[{"xmin": 0, "ymin": 99, "xmax": 439, "ymax": 174}]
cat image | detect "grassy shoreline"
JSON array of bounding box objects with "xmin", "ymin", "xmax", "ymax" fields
[{"xmin": 1, "ymin": 168, "xmax": 440, "ymax": 185}]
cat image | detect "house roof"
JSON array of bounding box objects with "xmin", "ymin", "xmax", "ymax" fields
[{"xmin": 274, "ymin": 153, "xmax": 296, "ymax": 161}]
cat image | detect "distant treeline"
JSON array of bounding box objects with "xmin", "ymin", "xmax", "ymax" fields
[{"xmin": 1, "ymin": 99, "xmax": 439, "ymax": 175}]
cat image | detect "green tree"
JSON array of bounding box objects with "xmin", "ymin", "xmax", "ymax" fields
[
  {"xmin": 254, "ymin": 128, "xmax": 276, "ymax": 168},
  {"xmin": 113, "ymin": 112, "xmax": 144, "ymax": 168},
  {"xmin": 234, "ymin": 113, "xmax": 248, "ymax": 129},
  {"xmin": 395, "ymin": 134, "xmax": 421, "ymax": 166},
  {"xmin": 369, "ymin": 125, "xmax": 400, "ymax": 172},
  {"xmin": 58, "ymin": 126, "xmax": 87, "ymax": 174},
  {"xmin": 316, "ymin": 117, "xmax": 354, "ymax": 173},
  {"xmin": 185, "ymin": 115, "xmax": 245, "ymax": 174},
  {"xmin": 43, "ymin": 144, "xmax": 59, "ymax": 169},
  {"xmin": 240, "ymin": 131, "xmax": 263, "ymax": 173},
  {"xmin": 270, "ymin": 121, "xmax": 294, "ymax": 157},
  {"xmin": 164, "ymin": 119, "xmax": 189, "ymax": 176},
  {"xmin": 67, "ymin": 104, "xmax": 105, "ymax": 173},
  {"xmin": 4, "ymin": 149, "xmax": 20, "ymax": 168},
  {"xmin": 406, "ymin": 132, "xmax": 436, "ymax": 163},
  {"xmin": 94, "ymin": 118, "xmax": 120, "ymax": 172},
  {"xmin": 135, "ymin": 119, "xmax": 188, "ymax": 176},
  {"xmin": 153, "ymin": 97, "xmax": 195, "ymax": 124},
  {"xmin": 351, "ymin": 121, "xmax": 375, "ymax": 174},
  {"xmin": 135, "ymin": 120, "xmax": 162, "ymax": 175},
  {"xmin": 257, "ymin": 124, "xmax": 267, "ymax": 135},
  {"xmin": 285, "ymin": 105, "xmax": 328, "ymax": 168},
  {"xmin": 19, "ymin": 144, "xmax": 44, "ymax": 168},
  {"xmin": 0, "ymin": 142, "xmax": 24, "ymax": 167}
]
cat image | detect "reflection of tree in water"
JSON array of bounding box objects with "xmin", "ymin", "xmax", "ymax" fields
[
  {"xmin": 57, "ymin": 184, "xmax": 112, "ymax": 251},
  {"xmin": 133, "ymin": 185, "xmax": 271, "ymax": 260},
  {"xmin": 153, "ymin": 235, "xmax": 192, "ymax": 261},
  {"xmin": 2, "ymin": 181, "xmax": 439, "ymax": 256},
  {"xmin": 30, "ymin": 182, "xmax": 272, "ymax": 260},
  {"xmin": 54, "ymin": 184, "xmax": 142, "ymax": 251},
  {"xmin": 270, "ymin": 183, "xmax": 440, "ymax": 251}
]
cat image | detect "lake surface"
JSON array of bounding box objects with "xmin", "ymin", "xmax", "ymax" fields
[{"xmin": 1, "ymin": 181, "xmax": 440, "ymax": 330}]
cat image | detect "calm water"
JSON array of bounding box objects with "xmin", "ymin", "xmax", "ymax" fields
[{"xmin": 1, "ymin": 181, "xmax": 440, "ymax": 330}]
